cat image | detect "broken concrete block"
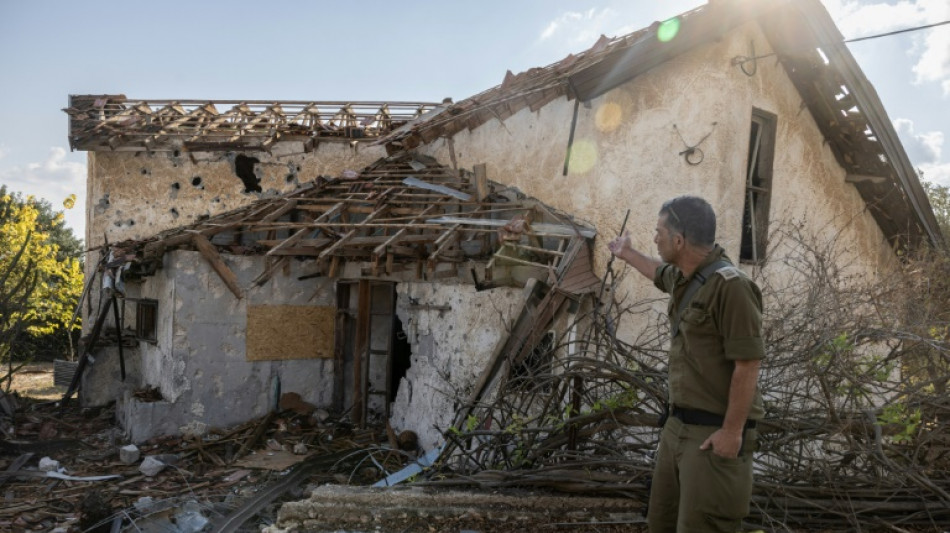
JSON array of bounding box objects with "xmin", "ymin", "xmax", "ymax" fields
[
  {"xmin": 38, "ymin": 457, "xmax": 60, "ymax": 472},
  {"xmin": 174, "ymin": 501, "xmax": 209, "ymax": 533},
  {"xmin": 293, "ymin": 442, "xmax": 308, "ymax": 455},
  {"xmin": 119, "ymin": 444, "xmax": 140, "ymax": 464},
  {"xmin": 139, "ymin": 456, "xmax": 166, "ymax": 477},
  {"xmin": 134, "ymin": 496, "xmax": 156, "ymax": 513}
]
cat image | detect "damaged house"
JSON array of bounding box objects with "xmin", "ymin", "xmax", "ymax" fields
[{"xmin": 63, "ymin": 0, "xmax": 941, "ymax": 450}]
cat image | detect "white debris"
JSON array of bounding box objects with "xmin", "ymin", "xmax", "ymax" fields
[
  {"xmin": 139, "ymin": 455, "xmax": 166, "ymax": 477},
  {"xmin": 38, "ymin": 457, "xmax": 60, "ymax": 472},
  {"xmin": 119, "ymin": 444, "xmax": 141, "ymax": 464}
]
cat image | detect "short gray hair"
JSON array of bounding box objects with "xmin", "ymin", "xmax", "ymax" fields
[{"xmin": 659, "ymin": 196, "xmax": 716, "ymax": 247}]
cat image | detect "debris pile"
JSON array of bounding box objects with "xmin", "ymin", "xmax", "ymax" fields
[{"xmin": 0, "ymin": 396, "xmax": 398, "ymax": 532}]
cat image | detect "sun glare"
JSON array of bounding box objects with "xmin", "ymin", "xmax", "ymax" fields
[
  {"xmin": 568, "ymin": 139, "xmax": 598, "ymax": 174},
  {"xmin": 595, "ymin": 102, "xmax": 623, "ymax": 133},
  {"xmin": 657, "ymin": 17, "xmax": 681, "ymax": 42}
]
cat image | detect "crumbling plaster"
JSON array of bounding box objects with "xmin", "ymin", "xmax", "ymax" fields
[
  {"xmin": 85, "ymin": 142, "xmax": 385, "ymax": 250},
  {"xmin": 115, "ymin": 250, "xmax": 338, "ymax": 442},
  {"xmin": 418, "ymin": 22, "xmax": 896, "ymax": 324},
  {"xmin": 389, "ymin": 282, "xmax": 524, "ymax": 451}
]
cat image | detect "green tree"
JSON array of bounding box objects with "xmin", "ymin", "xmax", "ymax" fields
[
  {"xmin": 922, "ymin": 180, "xmax": 950, "ymax": 242},
  {"xmin": 0, "ymin": 188, "xmax": 83, "ymax": 371}
]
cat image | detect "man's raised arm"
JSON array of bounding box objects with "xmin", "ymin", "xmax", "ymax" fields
[{"xmin": 608, "ymin": 233, "xmax": 662, "ymax": 281}]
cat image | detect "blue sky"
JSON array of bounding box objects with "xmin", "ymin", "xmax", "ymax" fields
[{"xmin": 1, "ymin": 0, "xmax": 947, "ymax": 240}]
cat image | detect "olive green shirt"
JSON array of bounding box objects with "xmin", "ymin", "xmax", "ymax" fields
[{"xmin": 654, "ymin": 245, "xmax": 765, "ymax": 420}]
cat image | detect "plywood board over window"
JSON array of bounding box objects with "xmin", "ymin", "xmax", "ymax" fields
[{"xmin": 246, "ymin": 305, "xmax": 335, "ymax": 361}]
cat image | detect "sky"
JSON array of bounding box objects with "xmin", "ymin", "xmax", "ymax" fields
[{"xmin": 0, "ymin": 0, "xmax": 948, "ymax": 241}]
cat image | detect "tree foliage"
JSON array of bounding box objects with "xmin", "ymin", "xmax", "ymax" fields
[
  {"xmin": 922, "ymin": 180, "xmax": 950, "ymax": 242},
  {"xmin": 0, "ymin": 187, "xmax": 83, "ymax": 364}
]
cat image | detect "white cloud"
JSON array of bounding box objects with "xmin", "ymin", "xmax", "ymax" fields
[
  {"xmin": 919, "ymin": 162, "xmax": 950, "ymax": 187},
  {"xmin": 537, "ymin": 7, "xmax": 639, "ymax": 49},
  {"xmin": 913, "ymin": 26, "xmax": 950, "ymax": 92},
  {"xmin": 824, "ymin": 0, "xmax": 950, "ymax": 96},
  {"xmin": 894, "ymin": 118, "xmax": 944, "ymax": 163},
  {"xmin": 893, "ymin": 118, "xmax": 950, "ymax": 185},
  {"xmin": 0, "ymin": 147, "xmax": 87, "ymax": 237}
]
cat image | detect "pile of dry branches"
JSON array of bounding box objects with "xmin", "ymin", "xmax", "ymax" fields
[{"xmin": 421, "ymin": 228, "xmax": 950, "ymax": 531}]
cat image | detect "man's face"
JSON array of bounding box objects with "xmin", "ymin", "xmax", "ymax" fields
[{"xmin": 654, "ymin": 213, "xmax": 679, "ymax": 263}]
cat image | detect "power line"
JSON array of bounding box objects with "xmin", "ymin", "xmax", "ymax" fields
[
  {"xmin": 731, "ymin": 19, "xmax": 950, "ymax": 67},
  {"xmin": 844, "ymin": 20, "xmax": 950, "ymax": 44}
]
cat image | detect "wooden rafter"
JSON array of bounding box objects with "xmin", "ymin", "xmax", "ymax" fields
[{"xmin": 108, "ymin": 155, "xmax": 597, "ymax": 288}]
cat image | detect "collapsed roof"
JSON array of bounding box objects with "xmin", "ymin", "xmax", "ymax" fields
[
  {"xmin": 107, "ymin": 153, "xmax": 599, "ymax": 295},
  {"xmin": 375, "ymin": 0, "xmax": 941, "ymax": 249},
  {"xmin": 64, "ymin": 98, "xmax": 440, "ymax": 152},
  {"xmin": 65, "ymin": 0, "xmax": 942, "ymax": 250}
]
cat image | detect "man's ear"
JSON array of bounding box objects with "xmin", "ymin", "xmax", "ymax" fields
[{"xmin": 672, "ymin": 233, "xmax": 685, "ymax": 249}]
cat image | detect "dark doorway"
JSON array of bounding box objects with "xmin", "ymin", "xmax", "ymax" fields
[{"xmin": 389, "ymin": 316, "xmax": 412, "ymax": 403}]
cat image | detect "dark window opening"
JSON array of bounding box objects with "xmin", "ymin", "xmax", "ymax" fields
[
  {"xmin": 510, "ymin": 331, "xmax": 555, "ymax": 392},
  {"xmin": 740, "ymin": 109, "xmax": 776, "ymax": 264},
  {"xmin": 234, "ymin": 154, "xmax": 262, "ymax": 193},
  {"xmin": 135, "ymin": 299, "xmax": 158, "ymax": 343},
  {"xmin": 389, "ymin": 316, "xmax": 412, "ymax": 403}
]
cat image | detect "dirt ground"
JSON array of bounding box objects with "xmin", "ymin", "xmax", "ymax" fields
[
  {"xmin": 4, "ymin": 361, "xmax": 65, "ymax": 401},
  {"xmin": 0, "ymin": 363, "xmax": 652, "ymax": 533}
]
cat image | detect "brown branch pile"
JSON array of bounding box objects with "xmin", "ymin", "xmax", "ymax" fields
[{"xmin": 421, "ymin": 227, "xmax": 950, "ymax": 531}]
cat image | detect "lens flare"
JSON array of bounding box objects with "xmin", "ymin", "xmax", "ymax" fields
[
  {"xmin": 657, "ymin": 17, "xmax": 681, "ymax": 43},
  {"xmin": 568, "ymin": 139, "xmax": 598, "ymax": 174},
  {"xmin": 595, "ymin": 102, "xmax": 623, "ymax": 133}
]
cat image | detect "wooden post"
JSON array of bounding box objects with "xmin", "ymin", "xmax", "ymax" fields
[
  {"xmin": 353, "ymin": 280, "xmax": 372, "ymax": 428},
  {"xmin": 473, "ymin": 163, "xmax": 489, "ymax": 203},
  {"xmin": 192, "ymin": 233, "xmax": 244, "ymax": 299}
]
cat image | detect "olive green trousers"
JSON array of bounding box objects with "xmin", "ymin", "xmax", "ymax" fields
[{"xmin": 647, "ymin": 416, "xmax": 757, "ymax": 532}]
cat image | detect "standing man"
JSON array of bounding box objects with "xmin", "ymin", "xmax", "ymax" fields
[{"xmin": 607, "ymin": 196, "xmax": 764, "ymax": 532}]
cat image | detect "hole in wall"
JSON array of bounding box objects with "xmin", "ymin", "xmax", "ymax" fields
[
  {"xmin": 173, "ymin": 150, "xmax": 181, "ymax": 158},
  {"xmin": 235, "ymin": 154, "xmax": 262, "ymax": 193},
  {"xmin": 286, "ymin": 174, "xmax": 295, "ymax": 183},
  {"xmin": 192, "ymin": 176, "xmax": 203, "ymax": 187},
  {"xmin": 170, "ymin": 208, "xmax": 179, "ymax": 219},
  {"xmin": 141, "ymin": 169, "xmax": 148, "ymax": 175},
  {"xmin": 389, "ymin": 316, "xmax": 413, "ymax": 403}
]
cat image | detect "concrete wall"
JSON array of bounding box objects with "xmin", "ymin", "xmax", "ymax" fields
[
  {"xmin": 117, "ymin": 250, "xmax": 338, "ymax": 442},
  {"xmin": 108, "ymin": 248, "xmax": 529, "ymax": 445},
  {"xmin": 85, "ymin": 142, "xmax": 386, "ymax": 250},
  {"xmin": 418, "ymin": 21, "xmax": 897, "ymax": 322},
  {"xmin": 389, "ymin": 282, "xmax": 524, "ymax": 451}
]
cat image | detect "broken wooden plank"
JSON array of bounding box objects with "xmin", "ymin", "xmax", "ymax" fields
[
  {"xmin": 252, "ymin": 256, "xmax": 289, "ymax": 287},
  {"xmin": 428, "ymin": 224, "xmax": 462, "ymax": 269},
  {"xmin": 473, "ymin": 163, "xmax": 489, "ymax": 202},
  {"xmin": 192, "ymin": 233, "xmax": 244, "ymax": 299}
]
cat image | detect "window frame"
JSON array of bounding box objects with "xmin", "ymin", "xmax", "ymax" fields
[{"xmin": 740, "ymin": 109, "xmax": 777, "ymax": 265}]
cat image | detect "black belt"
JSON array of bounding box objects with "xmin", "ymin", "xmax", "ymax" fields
[{"xmin": 671, "ymin": 406, "xmax": 757, "ymax": 429}]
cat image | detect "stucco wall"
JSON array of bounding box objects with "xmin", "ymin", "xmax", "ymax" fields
[
  {"xmin": 418, "ymin": 21, "xmax": 896, "ymax": 319},
  {"xmin": 85, "ymin": 142, "xmax": 385, "ymax": 250},
  {"xmin": 389, "ymin": 282, "xmax": 524, "ymax": 451},
  {"xmin": 117, "ymin": 250, "xmax": 338, "ymax": 442}
]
